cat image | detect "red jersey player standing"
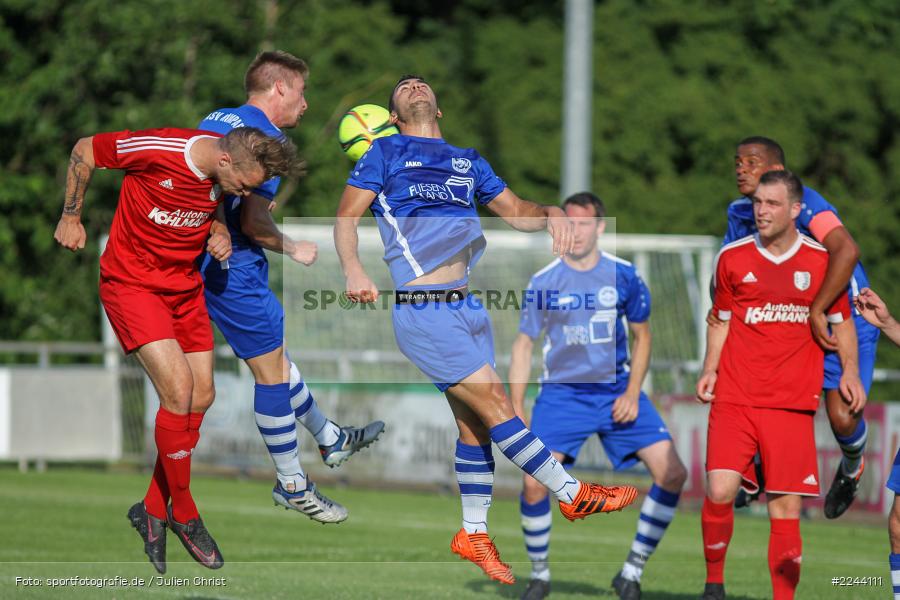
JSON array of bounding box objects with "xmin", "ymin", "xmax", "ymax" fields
[
  {"xmin": 695, "ymin": 170, "xmax": 865, "ymax": 600},
  {"xmin": 54, "ymin": 126, "xmax": 297, "ymax": 573}
]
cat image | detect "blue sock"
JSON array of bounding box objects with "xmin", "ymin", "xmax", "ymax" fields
[
  {"xmin": 255, "ymin": 382, "xmax": 305, "ymax": 490},
  {"xmin": 490, "ymin": 417, "xmax": 580, "ymax": 503},
  {"xmin": 835, "ymin": 419, "xmax": 867, "ymax": 476},
  {"xmin": 455, "ymin": 441, "xmax": 494, "ymax": 534},
  {"xmin": 890, "ymin": 553, "xmax": 900, "ymax": 599},
  {"xmin": 622, "ymin": 484, "xmax": 680, "ymax": 582},
  {"xmin": 521, "ymin": 495, "xmax": 552, "ymax": 580}
]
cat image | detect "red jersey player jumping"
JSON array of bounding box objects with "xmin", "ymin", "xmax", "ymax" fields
[
  {"xmin": 695, "ymin": 170, "xmax": 865, "ymax": 600},
  {"xmin": 54, "ymin": 126, "xmax": 297, "ymax": 573}
]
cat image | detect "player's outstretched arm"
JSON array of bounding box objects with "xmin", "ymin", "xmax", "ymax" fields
[
  {"xmin": 508, "ymin": 333, "xmax": 534, "ymax": 424},
  {"xmin": 613, "ymin": 321, "xmax": 651, "ymax": 423},
  {"xmin": 486, "ymin": 189, "xmax": 574, "ymax": 256},
  {"xmin": 856, "ymin": 287, "xmax": 900, "ymax": 346},
  {"xmin": 240, "ymin": 193, "xmax": 316, "ymax": 264},
  {"xmin": 696, "ymin": 320, "xmax": 729, "ymax": 403},
  {"xmin": 810, "ymin": 226, "xmax": 860, "ymax": 351},
  {"xmin": 54, "ymin": 136, "xmax": 95, "ymax": 252},
  {"xmin": 335, "ymin": 184, "xmax": 378, "ymax": 303},
  {"xmin": 833, "ymin": 318, "xmax": 866, "ymax": 412}
]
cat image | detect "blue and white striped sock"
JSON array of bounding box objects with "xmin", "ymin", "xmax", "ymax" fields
[
  {"xmin": 621, "ymin": 484, "xmax": 680, "ymax": 582},
  {"xmin": 490, "ymin": 417, "xmax": 580, "ymax": 503},
  {"xmin": 890, "ymin": 552, "xmax": 900, "ymax": 599},
  {"xmin": 255, "ymin": 382, "xmax": 305, "ymax": 491},
  {"xmin": 455, "ymin": 441, "xmax": 494, "ymax": 534},
  {"xmin": 836, "ymin": 418, "xmax": 867, "ymax": 477},
  {"xmin": 289, "ymin": 361, "xmax": 340, "ymax": 447},
  {"xmin": 521, "ymin": 495, "xmax": 552, "ymax": 581}
]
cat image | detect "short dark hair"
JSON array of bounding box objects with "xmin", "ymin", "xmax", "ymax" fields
[
  {"xmin": 244, "ymin": 51, "xmax": 309, "ymax": 95},
  {"xmin": 758, "ymin": 169, "xmax": 803, "ymax": 203},
  {"xmin": 562, "ymin": 191, "xmax": 605, "ymax": 218},
  {"xmin": 388, "ymin": 74, "xmax": 428, "ymax": 113},
  {"xmin": 738, "ymin": 136, "xmax": 786, "ymax": 166}
]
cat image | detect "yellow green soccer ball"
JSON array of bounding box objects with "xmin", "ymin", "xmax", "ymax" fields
[{"xmin": 338, "ymin": 104, "xmax": 399, "ymax": 161}]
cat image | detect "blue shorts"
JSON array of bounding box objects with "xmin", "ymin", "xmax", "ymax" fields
[
  {"xmin": 392, "ymin": 292, "xmax": 495, "ymax": 392},
  {"xmin": 888, "ymin": 449, "xmax": 900, "ymax": 494},
  {"xmin": 201, "ymin": 255, "xmax": 283, "ymax": 360},
  {"xmin": 823, "ymin": 315, "xmax": 879, "ymax": 392},
  {"xmin": 530, "ymin": 384, "xmax": 671, "ymax": 470}
]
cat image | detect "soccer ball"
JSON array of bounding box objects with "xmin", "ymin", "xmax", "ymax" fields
[{"xmin": 338, "ymin": 104, "xmax": 399, "ymax": 161}]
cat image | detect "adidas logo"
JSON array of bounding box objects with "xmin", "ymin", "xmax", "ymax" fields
[
  {"xmin": 802, "ymin": 474, "xmax": 817, "ymax": 486},
  {"xmin": 166, "ymin": 449, "xmax": 193, "ymax": 460},
  {"xmin": 159, "ymin": 178, "xmax": 174, "ymax": 190},
  {"xmin": 742, "ymin": 271, "xmax": 757, "ymax": 283}
]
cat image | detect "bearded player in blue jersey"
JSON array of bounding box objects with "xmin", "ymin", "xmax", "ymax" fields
[
  {"xmin": 198, "ymin": 51, "xmax": 384, "ymax": 524},
  {"xmin": 334, "ymin": 76, "xmax": 639, "ymax": 586},
  {"xmin": 719, "ymin": 136, "xmax": 878, "ymax": 518},
  {"xmin": 510, "ymin": 192, "xmax": 686, "ymax": 600}
]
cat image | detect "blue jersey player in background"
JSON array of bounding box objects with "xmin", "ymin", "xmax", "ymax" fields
[
  {"xmin": 334, "ymin": 75, "xmax": 639, "ymax": 587},
  {"xmin": 510, "ymin": 193, "xmax": 687, "ymax": 600},
  {"xmin": 853, "ymin": 288, "xmax": 900, "ymax": 596},
  {"xmin": 720, "ymin": 136, "xmax": 878, "ymax": 518},
  {"xmin": 199, "ymin": 51, "xmax": 384, "ymax": 524}
]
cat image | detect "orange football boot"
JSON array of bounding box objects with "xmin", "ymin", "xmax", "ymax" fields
[
  {"xmin": 450, "ymin": 528, "xmax": 515, "ymax": 585},
  {"xmin": 559, "ymin": 482, "xmax": 639, "ymax": 521}
]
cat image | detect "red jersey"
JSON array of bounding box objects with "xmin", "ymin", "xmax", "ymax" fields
[
  {"xmin": 93, "ymin": 128, "xmax": 223, "ymax": 292},
  {"xmin": 712, "ymin": 233, "xmax": 851, "ymax": 411}
]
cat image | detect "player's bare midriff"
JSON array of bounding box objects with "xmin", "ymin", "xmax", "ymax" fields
[{"xmin": 406, "ymin": 246, "xmax": 469, "ymax": 287}]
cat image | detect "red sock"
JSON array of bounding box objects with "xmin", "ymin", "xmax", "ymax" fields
[
  {"xmin": 769, "ymin": 518, "xmax": 801, "ymax": 599},
  {"xmin": 144, "ymin": 412, "xmax": 204, "ymax": 519},
  {"xmin": 154, "ymin": 407, "xmax": 198, "ymax": 523},
  {"xmin": 702, "ymin": 497, "xmax": 734, "ymax": 584},
  {"xmin": 143, "ymin": 457, "xmax": 170, "ymax": 520},
  {"xmin": 188, "ymin": 411, "xmax": 205, "ymax": 450}
]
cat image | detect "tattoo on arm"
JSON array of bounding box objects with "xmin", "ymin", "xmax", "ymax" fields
[{"xmin": 63, "ymin": 148, "xmax": 93, "ymax": 216}]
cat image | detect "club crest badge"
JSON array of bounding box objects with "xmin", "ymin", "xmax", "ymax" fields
[
  {"xmin": 452, "ymin": 157, "xmax": 472, "ymax": 174},
  {"xmin": 793, "ymin": 271, "xmax": 811, "ymax": 291},
  {"xmin": 598, "ymin": 286, "xmax": 618, "ymax": 308}
]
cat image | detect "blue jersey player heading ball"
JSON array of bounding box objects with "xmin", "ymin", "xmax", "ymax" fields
[
  {"xmin": 198, "ymin": 51, "xmax": 384, "ymax": 525},
  {"xmin": 334, "ymin": 75, "xmax": 639, "ymax": 587},
  {"xmin": 510, "ymin": 192, "xmax": 687, "ymax": 600},
  {"xmin": 719, "ymin": 137, "xmax": 877, "ymax": 518}
]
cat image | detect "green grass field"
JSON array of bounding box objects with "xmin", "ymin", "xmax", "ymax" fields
[{"xmin": 0, "ymin": 468, "xmax": 889, "ymax": 599}]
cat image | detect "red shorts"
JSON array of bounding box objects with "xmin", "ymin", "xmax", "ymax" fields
[
  {"xmin": 99, "ymin": 277, "xmax": 213, "ymax": 354},
  {"xmin": 706, "ymin": 401, "xmax": 819, "ymax": 496}
]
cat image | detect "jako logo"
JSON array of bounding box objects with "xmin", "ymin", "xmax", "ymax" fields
[
  {"xmin": 166, "ymin": 449, "xmax": 193, "ymax": 460},
  {"xmin": 404, "ymin": 161, "xmax": 422, "ymax": 167},
  {"xmin": 147, "ymin": 207, "xmax": 210, "ymax": 228}
]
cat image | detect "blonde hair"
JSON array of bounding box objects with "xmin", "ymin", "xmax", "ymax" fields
[{"xmin": 219, "ymin": 127, "xmax": 299, "ymax": 179}]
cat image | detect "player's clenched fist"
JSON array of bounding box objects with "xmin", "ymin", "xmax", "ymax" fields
[
  {"xmin": 54, "ymin": 215, "xmax": 86, "ymax": 252},
  {"xmin": 345, "ymin": 272, "xmax": 379, "ymax": 303},
  {"xmin": 206, "ymin": 232, "xmax": 232, "ymax": 261},
  {"xmin": 696, "ymin": 371, "xmax": 717, "ymax": 403},
  {"xmin": 288, "ymin": 240, "xmax": 317, "ymax": 266}
]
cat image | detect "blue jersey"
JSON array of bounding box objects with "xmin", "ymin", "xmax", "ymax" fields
[
  {"xmin": 198, "ymin": 105, "xmax": 282, "ymax": 266},
  {"xmin": 519, "ymin": 253, "xmax": 651, "ymax": 392},
  {"xmin": 723, "ymin": 186, "xmax": 870, "ymax": 301},
  {"xmin": 347, "ymin": 135, "xmax": 507, "ymax": 287}
]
